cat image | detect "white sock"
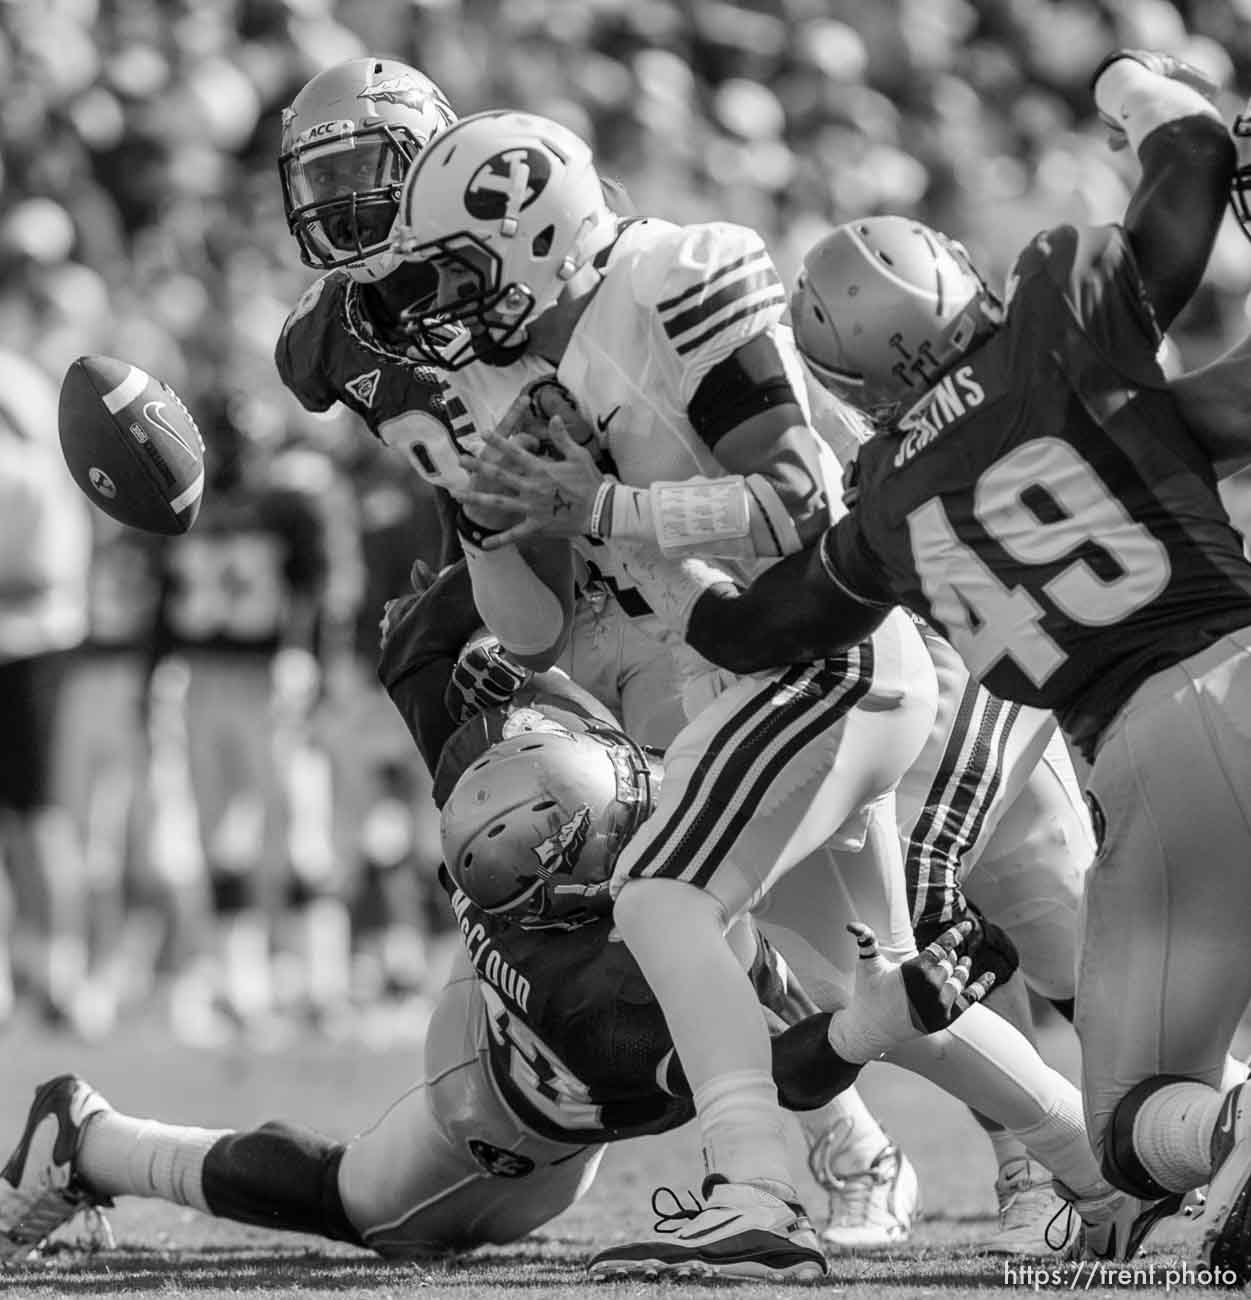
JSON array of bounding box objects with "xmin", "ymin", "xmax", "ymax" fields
[
  {"xmin": 77, "ymin": 1112, "xmax": 227, "ymax": 1213},
  {"xmin": 986, "ymin": 1127, "xmax": 1030, "ymax": 1171},
  {"xmin": 694, "ymin": 1070, "xmax": 796, "ymax": 1200},
  {"xmin": 1014, "ymin": 1093, "xmax": 1106, "ymax": 1201},
  {"xmin": 797, "ymin": 1087, "xmax": 888, "ymax": 1174},
  {"xmin": 613, "ymin": 879, "xmax": 796, "ymax": 1199},
  {"xmin": 1132, "ymin": 1081, "xmax": 1225, "ymax": 1194},
  {"xmin": 887, "ymin": 1006, "xmax": 1104, "ymax": 1196}
]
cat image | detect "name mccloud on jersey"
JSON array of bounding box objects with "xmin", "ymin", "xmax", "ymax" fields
[
  {"xmin": 450, "ymin": 886, "xmax": 534, "ymax": 1013},
  {"xmin": 893, "ymin": 365, "xmax": 986, "ymax": 468}
]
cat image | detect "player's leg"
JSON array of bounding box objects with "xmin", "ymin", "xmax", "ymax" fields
[
  {"xmin": 595, "ymin": 615, "xmax": 936, "ymax": 1280},
  {"xmin": 0, "ymin": 960, "xmax": 600, "ymax": 1262},
  {"xmin": 759, "ymin": 815, "xmax": 921, "ymax": 1252},
  {"xmin": 0, "ymin": 651, "xmax": 88, "ymax": 1028},
  {"xmin": 339, "ymin": 966, "xmax": 603, "ymax": 1254},
  {"xmin": 1077, "ymin": 632, "xmax": 1251, "ymax": 1275},
  {"xmin": 959, "ymin": 732, "xmax": 1093, "ymax": 1252},
  {"xmin": 756, "ymin": 819, "xmax": 1124, "ymax": 1259},
  {"xmin": 613, "ymin": 612, "xmax": 691, "ymax": 751}
]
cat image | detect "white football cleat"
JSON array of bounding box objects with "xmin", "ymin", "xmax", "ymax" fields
[
  {"xmin": 0, "ymin": 1075, "xmax": 111, "ymax": 1264},
  {"xmin": 808, "ymin": 1132, "xmax": 919, "ymax": 1251},
  {"xmin": 586, "ymin": 1176, "xmax": 828, "ymax": 1281},
  {"xmin": 984, "ymin": 1157, "xmax": 1077, "ymax": 1256},
  {"xmin": 1201, "ymin": 1080, "xmax": 1251, "ymax": 1282}
]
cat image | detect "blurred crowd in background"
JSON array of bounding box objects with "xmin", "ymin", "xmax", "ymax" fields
[{"xmin": 3, "ymin": 0, "xmax": 1251, "ymax": 1044}]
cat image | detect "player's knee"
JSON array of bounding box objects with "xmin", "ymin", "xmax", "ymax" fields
[
  {"xmin": 1100, "ymin": 1076, "xmax": 1197, "ymax": 1199},
  {"xmin": 613, "ymin": 876, "xmax": 726, "ymax": 940},
  {"xmin": 202, "ymin": 1120, "xmax": 362, "ymax": 1246}
]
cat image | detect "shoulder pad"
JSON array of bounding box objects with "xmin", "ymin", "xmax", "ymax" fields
[
  {"xmin": 647, "ymin": 223, "xmax": 787, "ymax": 397},
  {"xmin": 275, "ymin": 272, "xmax": 351, "ymax": 414}
]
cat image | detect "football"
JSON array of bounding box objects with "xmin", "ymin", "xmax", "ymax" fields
[{"xmin": 58, "ymin": 355, "xmax": 206, "ymax": 535}]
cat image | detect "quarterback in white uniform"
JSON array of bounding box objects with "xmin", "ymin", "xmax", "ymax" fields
[{"xmin": 387, "ymin": 111, "xmax": 1140, "ymax": 1278}]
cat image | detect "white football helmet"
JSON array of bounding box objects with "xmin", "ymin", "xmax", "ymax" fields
[
  {"xmin": 791, "ymin": 216, "xmax": 1001, "ymax": 421},
  {"xmin": 390, "ymin": 110, "xmax": 617, "ymax": 368},
  {"xmin": 440, "ymin": 724, "xmax": 653, "ymax": 928},
  {"xmin": 279, "ymin": 57, "xmax": 455, "ymax": 283}
]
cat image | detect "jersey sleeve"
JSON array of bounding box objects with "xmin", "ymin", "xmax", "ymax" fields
[
  {"xmin": 647, "ymin": 223, "xmax": 789, "ymax": 409},
  {"xmin": 274, "ymin": 275, "xmax": 340, "ymax": 414},
  {"xmin": 1017, "ymin": 223, "xmax": 1162, "ymax": 378},
  {"xmin": 819, "ymin": 512, "xmax": 895, "ymax": 608}
]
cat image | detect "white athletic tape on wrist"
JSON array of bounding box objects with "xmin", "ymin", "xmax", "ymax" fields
[
  {"xmin": 608, "ymin": 477, "xmax": 753, "ymax": 558},
  {"xmin": 1094, "ymin": 57, "xmax": 1221, "ymax": 155}
]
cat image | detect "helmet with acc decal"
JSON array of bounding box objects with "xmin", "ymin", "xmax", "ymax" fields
[
  {"xmin": 440, "ymin": 724, "xmax": 654, "ymax": 928},
  {"xmin": 791, "ymin": 216, "xmax": 1001, "ymax": 423},
  {"xmin": 391, "ymin": 111, "xmax": 616, "ymax": 369},
  {"xmin": 279, "ymin": 57, "xmax": 455, "ymax": 282}
]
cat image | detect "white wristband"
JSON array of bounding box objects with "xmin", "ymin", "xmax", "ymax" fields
[{"xmin": 1093, "ymin": 57, "xmax": 1221, "ymax": 155}]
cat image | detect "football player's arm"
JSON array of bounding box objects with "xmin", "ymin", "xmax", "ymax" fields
[
  {"xmin": 459, "ymin": 529, "xmax": 576, "ymax": 670},
  {"xmin": 378, "ymin": 560, "xmax": 484, "ymax": 773},
  {"xmin": 1093, "ymin": 51, "xmax": 1233, "ymax": 330},
  {"xmin": 595, "ymin": 338, "xmax": 831, "ymax": 562},
  {"xmin": 663, "ymin": 519, "xmax": 894, "ymax": 674}
]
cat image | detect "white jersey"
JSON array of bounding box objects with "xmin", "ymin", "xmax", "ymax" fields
[
  {"xmin": 443, "ymin": 219, "xmax": 848, "ymax": 625},
  {"xmin": 555, "ymin": 220, "xmax": 844, "ymax": 567}
]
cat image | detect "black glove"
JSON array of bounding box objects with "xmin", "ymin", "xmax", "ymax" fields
[
  {"xmin": 444, "ymin": 634, "xmax": 532, "ymax": 723},
  {"xmin": 913, "ymin": 897, "xmax": 1019, "ymax": 999}
]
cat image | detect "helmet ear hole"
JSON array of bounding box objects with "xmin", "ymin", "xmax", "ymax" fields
[
  {"xmin": 486, "ymin": 823, "xmax": 506, "ymax": 838},
  {"xmin": 532, "ymin": 799, "xmax": 557, "ymax": 811},
  {"xmin": 532, "ymin": 224, "xmax": 555, "ymax": 257}
]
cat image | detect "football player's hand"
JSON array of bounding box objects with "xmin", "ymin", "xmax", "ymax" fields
[
  {"xmin": 444, "ymin": 632, "xmax": 532, "ymax": 722},
  {"xmin": 1091, "ymin": 49, "xmax": 1220, "ymax": 151},
  {"xmin": 913, "ymin": 899, "xmax": 1020, "ymax": 999},
  {"xmin": 455, "ymin": 417, "xmax": 606, "ymax": 547},
  {"xmin": 896, "ymin": 919, "xmax": 1001, "ymax": 1030}
]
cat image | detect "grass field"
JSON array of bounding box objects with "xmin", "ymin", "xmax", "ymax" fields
[{"xmin": 0, "ymin": 1011, "xmax": 1229, "ymax": 1299}]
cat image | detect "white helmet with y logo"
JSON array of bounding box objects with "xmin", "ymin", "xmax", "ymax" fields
[{"xmin": 391, "ymin": 111, "xmax": 617, "ymax": 368}]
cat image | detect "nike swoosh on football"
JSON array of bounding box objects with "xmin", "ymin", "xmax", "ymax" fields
[{"xmin": 596, "ymin": 405, "xmax": 621, "ymax": 434}]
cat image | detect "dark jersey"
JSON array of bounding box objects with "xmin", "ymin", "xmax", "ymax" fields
[
  {"xmin": 275, "ymin": 270, "xmax": 462, "ymax": 565},
  {"xmin": 154, "ymin": 462, "xmax": 328, "ymax": 657},
  {"xmin": 440, "ymin": 865, "xmax": 692, "ymax": 1145},
  {"xmin": 825, "ymin": 223, "xmax": 1251, "ymax": 758}
]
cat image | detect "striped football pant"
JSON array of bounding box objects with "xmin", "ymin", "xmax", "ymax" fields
[{"xmin": 610, "ymin": 608, "xmax": 937, "ymax": 922}]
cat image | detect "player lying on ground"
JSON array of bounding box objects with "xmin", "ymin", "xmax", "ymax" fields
[
  {"xmin": 0, "ymin": 561, "xmax": 995, "ymax": 1267},
  {"xmin": 494, "ymin": 46, "xmax": 1251, "ymax": 1281}
]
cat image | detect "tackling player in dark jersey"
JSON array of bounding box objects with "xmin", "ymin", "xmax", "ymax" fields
[
  {"xmin": 273, "ymin": 56, "xmax": 464, "ymax": 562},
  {"xmin": 636, "ymin": 49, "xmax": 1251, "ymax": 1278},
  {"xmin": 0, "ymin": 556, "xmax": 992, "ymax": 1264}
]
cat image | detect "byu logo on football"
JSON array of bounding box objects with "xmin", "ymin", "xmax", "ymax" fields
[{"xmin": 464, "ymin": 148, "xmax": 551, "ymax": 222}]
